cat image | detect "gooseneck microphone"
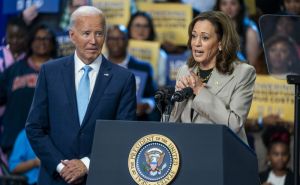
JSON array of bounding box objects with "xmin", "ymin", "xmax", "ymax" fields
[
  {"xmin": 154, "ymin": 86, "xmax": 175, "ymax": 115},
  {"xmin": 171, "ymin": 87, "xmax": 194, "ymax": 102}
]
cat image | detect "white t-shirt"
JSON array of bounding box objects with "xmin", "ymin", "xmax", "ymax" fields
[{"xmin": 266, "ymin": 171, "xmax": 286, "ymax": 185}]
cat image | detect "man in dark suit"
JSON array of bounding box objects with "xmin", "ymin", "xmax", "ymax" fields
[
  {"xmin": 25, "ymin": 6, "xmax": 136, "ymax": 185},
  {"xmin": 106, "ymin": 24, "xmax": 160, "ymax": 121}
]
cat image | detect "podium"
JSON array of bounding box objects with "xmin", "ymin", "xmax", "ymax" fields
[{"xmin": 87, "ymin": 120, "xmax": 260, "ymax": 185}]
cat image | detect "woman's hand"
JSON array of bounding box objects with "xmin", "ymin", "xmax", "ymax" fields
[{"xmin": 176, "ymin": 71, "xmax": 205, "ymax": 96}]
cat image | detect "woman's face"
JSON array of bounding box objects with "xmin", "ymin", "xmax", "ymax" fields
[
  {"xmin": 268, "ymin": 143, "xmax": 289, "ymax": 171},
  {"xmin": 284, "ymin": 0, "xmax": 300, "ymax": 15},
  {"xmin": 31, "ymin": 29, "xmax": 54, "ymax": 57},
  {"xmin": 268, "ymin": 41, "xmax": 291, "ymax": 72},
  {"xmin": 190, "ymin": 20, "xmax": 220, "ymax": 69},
  {"xmin": 130, "ymin": 16, "xmax": 151, "ymax": 40},
  {"xmin": 219, "ymin": 0, "xmax": 240, "ymax": 19}
]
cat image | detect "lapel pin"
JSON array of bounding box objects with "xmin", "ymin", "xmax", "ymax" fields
[{"xmin": 104, "ymin": 73, "xmax": 109, "ymax": 76}]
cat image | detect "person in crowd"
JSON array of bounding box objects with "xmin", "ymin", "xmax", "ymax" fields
[
  {"xmin": 25, "ymin": 6, "xmax": 136, "ymax": 185},
  {"xmin": 214, "ymin": 0, "xmax": 261, "ymax": 65},
  {"xmin": 106, "ymin": 24, "xmax": 160, "ymax": 121},
  {"xmin": 127, "ymin": 11, "xmax": 168, "ymax": 87},
  {"xmin": 9, "ymin": 129, "xmax": 40, "ymax": 185},
  {"xmin": 0, "ymin": 17, "xmax": 29, "ymax": 133},
  {"xmin": 260, "ymin": 125, "xmax": 294, "ymax": 185},
  {"xmin": 265, "ymin": 35, "xmax": 300, "ymax": 76},
  {"xmin": 0, "ymin": 24, "xmax": 57, "ymax": 156},
  {"xmin": 170, "ymin": 11, "xmax": 256, "ymax": 144},
  {"xmin": 280, "ymin": 0, "xmax": 300, "ymax": 15},
  {"xmin": 0, "ymin": 17, "xmax": 28, "ymax": 73}
]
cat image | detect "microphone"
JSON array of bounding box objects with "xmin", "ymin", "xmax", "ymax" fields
[
  {"xmin": 171, "ymin": 87, "xmax": 193, "ymax": 102},
  {"xmin": 154, "ymin": 86, "xmax": 175, "ymax": 114},
  {"xmin": 154, "ymin": 86, "xmax": 175, "ymax": 103}
]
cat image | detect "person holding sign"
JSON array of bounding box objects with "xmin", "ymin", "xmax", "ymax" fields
[
  {"xmin": 127, "ymin": 11, "xmax": 168, "ymax": 87},
  {"xmin": 106, "ymin": 25, "xmax": 160, "ymax": 121},
  {"xmin": 170, "ymin": 11, "xmax": 256, "ymax": 144}
]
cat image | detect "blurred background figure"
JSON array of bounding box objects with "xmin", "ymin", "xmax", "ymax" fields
[
  {"xmin": 59, "ymin": 0, "xmax": 90, "ymax": 31},
  {"xmin": 9, "ymin": 129, "xmax": 40, "ymax": 185},
  {"xmin": 127, "ymin": 11, "xmax": 167, "ymax": 87},
  {"xmin": 106, "ymin": 24, "xmax": 160, "ymax": 121},
  {"xmin": 260, "ymin": 125, "xmax": 294, "ymax": 185},
  {"xmin": 0, "ymin": 17, "xmax": 28, "ymax": 73},
  {"xmin": 264, "ymin": 35, "xmax": 300, "ymax": 77},
  {"xmin": 0, "ymin": 24, "xmax": 57, "ymax": 156},
  {"xmin": 0, "ymin": 17, "xmax": 29, "ymax": 134},
  {"xmin": 214, "ymin": 0, "xmax": 261, "ymax": 65},
  {"xmin": 280, "ymin": 0, "xmax": 300, "ymax": 15}
]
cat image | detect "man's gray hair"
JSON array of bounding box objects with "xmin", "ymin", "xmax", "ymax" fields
[{"xmin": 69, "ymin": 6, "xmax": 105, "ymax": 29}]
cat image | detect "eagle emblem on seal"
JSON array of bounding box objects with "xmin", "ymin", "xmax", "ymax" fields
[{"xmin": 144, "ymin": 148, "xmax": 167, "ymax": 176}]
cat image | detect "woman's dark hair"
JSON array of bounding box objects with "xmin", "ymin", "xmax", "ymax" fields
[
  {"xmin": 187, "ymin": 11, "xmax": 239, "ymax": 74},
  {"xmin": 27, "ymin": 23, "xmax": 57, "ymax": 58},
  {"xmin": 214, "ymin": 0, "xmax": 247, "ymax": 37},
  {"xmin": 127, "ymin": 11, "xmax": 156, "ymax": 41},
  {"xmin": 262, "ymin": 125, "xmax": 291, "ymax": 151}
]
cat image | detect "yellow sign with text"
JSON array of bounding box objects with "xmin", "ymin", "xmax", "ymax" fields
[
  {"xmin": 137, "ymin": 3, "xmax": 192, "ymax": 45},
  {"xmin": 248, "ymin": 75, "xmax": 294, "ymax": 122},
  {"xmin": 128, "ymin": 39, "xmax": 160, "ymax": 76},
  {"xmin": 92, "ymin": 0, "xmax": 130, "ymax": 26}
]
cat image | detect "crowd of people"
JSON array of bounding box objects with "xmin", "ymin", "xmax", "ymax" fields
[{"xmin": 0, "ymin": 0, "xmax": 299, "ymax": 184}]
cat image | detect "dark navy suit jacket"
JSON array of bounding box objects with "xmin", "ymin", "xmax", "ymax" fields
[{"xmin": 25, "ymin": 55, "xmax": 136, "ymax": 185}]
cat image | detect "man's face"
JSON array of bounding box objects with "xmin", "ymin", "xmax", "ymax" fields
[
  {"xmin": 69, "ymin": 14, "xmax": 105, "ymax": 64},
  {"xmin": 6, "ymin": 24, "xmax": 27, "ymax": 54},
  {"xmin": 106, "ymin": 28, "xmax": 127, "ymax": 59}
]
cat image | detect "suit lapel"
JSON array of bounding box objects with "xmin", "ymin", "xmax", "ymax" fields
[
  {"xmin": 192, "ymin": 67, "xmax": 234, "ymax": 122},
  {"xmin": 81, "ymin": 56, "xmax": 113, "ymax": 127},
  {"xmin": 206, "ymin": 68, "xmax": 234, "ymax": 95},
  {"xmin": 61, "ymin": 55, "xmax": 80, "ymax": 128}
]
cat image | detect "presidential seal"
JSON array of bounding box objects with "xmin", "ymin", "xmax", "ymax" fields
[{"xmin": 128, "ymin": 134, "xmax": 180, "ymax": 185}]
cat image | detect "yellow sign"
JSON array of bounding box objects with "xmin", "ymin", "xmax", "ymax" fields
[
  {"xmin": 128, "ymin": 134, "xmax": 180, "ymax": 185},
  {"xmin": 128, "ymin": 39, "xmax": 160, "ymax": 76},
  {"xmin": 244, "ymin": 0, "xmax": 256, "ymax": 15},
  {"xmin": 137, "ymin": 3, "xmax": 192, "ymax": 45},
  {"xmin": 92, "ymin": 0, "xmax": 130, "ymax": 26},
  {"xmin": 248, "ymin": 75, "xmax": 294, "ymax": 122}
]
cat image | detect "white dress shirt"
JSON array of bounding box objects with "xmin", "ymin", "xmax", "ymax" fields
[
  {"xmin": 56, "ymin": 52, "xmax": 102, "ymax": 174},
  {"xmin": 74, "ymin": 51, "xmax": 102, "ymax": 97}
]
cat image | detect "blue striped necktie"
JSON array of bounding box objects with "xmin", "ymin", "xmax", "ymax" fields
[{"xmin": 77, "ymin": 65, "xmax": 92, "ymax": 125}]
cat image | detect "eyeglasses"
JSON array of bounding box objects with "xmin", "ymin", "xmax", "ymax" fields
[
  {"xmin": 33, "ymin": 36, "xmax": 52, "ymax": 42},
  {"xmin": 132, "ymin": 23, "xmax": 150, "ymax": 29},
  {"xmin": 106, "ymin": 37, "xmax": 126, "ymax": 41}
]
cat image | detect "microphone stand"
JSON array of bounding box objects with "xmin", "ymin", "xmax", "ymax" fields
[
  {"xmin": 287, "ymin": 75, "xmax": 300, "ymax": 185},
  {"xmin": 162, "ymin": 99, "xmax": 175, "ymax": 123}
]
